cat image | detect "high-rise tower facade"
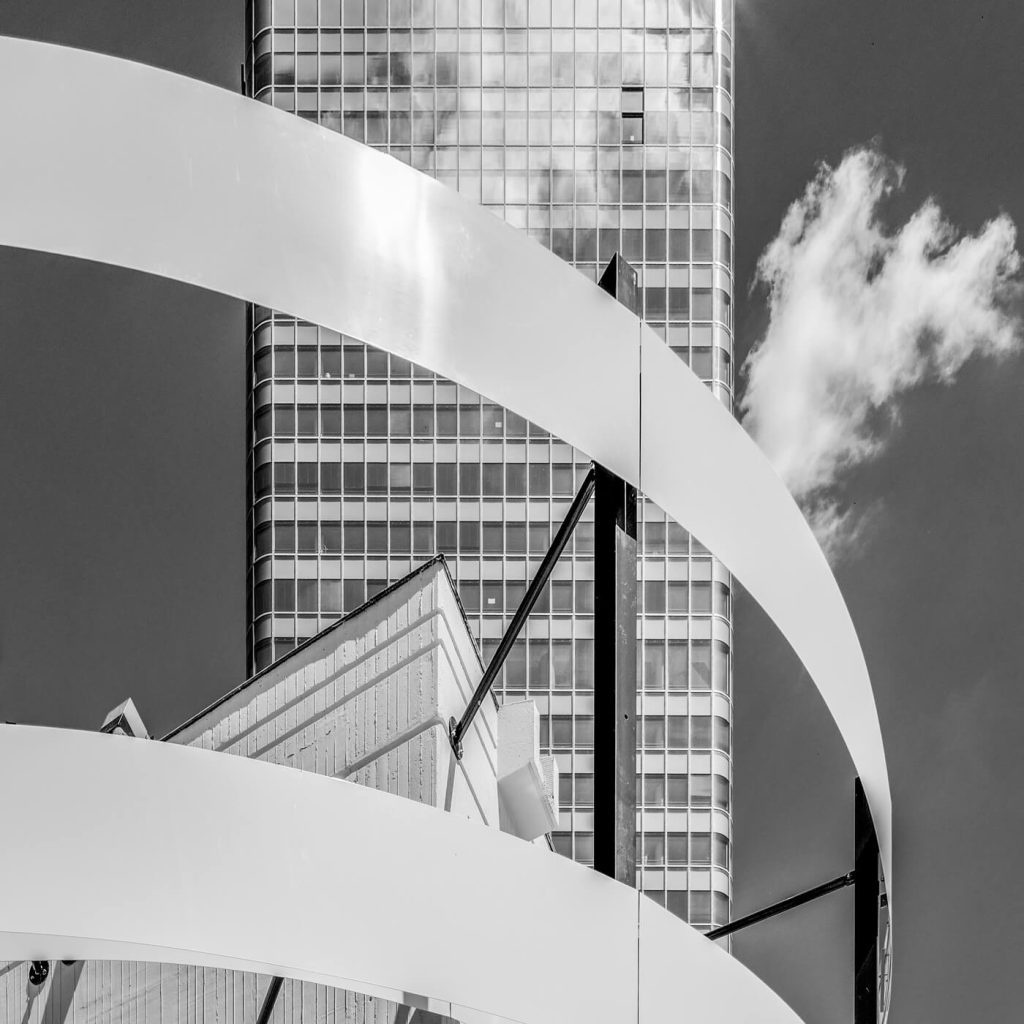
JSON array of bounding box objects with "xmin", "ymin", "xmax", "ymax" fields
[{"xmin": 244, "ymin": 0, "xmax": 734, "ymax": 928}]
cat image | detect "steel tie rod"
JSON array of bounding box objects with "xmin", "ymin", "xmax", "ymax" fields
[
  {"xmin": 706, "ymin": 870, "xmax": 857, "ymax": 942},
  {"xmin": 450, "ymin": 464, "xmax": 597, "ymax": 757}
]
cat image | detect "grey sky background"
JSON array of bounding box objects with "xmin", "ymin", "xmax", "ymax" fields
[{"xmin": 2, "ymin": 2, "xmax": 1023, "ymax": 1020}]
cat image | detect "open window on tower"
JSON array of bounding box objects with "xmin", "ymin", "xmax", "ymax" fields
[{"xmin": 621, "ymin": 87, "xmax": 644, "ymax": 145}]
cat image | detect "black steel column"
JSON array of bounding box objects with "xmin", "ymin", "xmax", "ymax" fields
[
  {"xmin": 593, "ymin": 253, "xmax": 639, "ymax": 887},
  {"xmin": 854, "ymin": 779, "xmax": 879, "ymax": 1024},
  {"xmin": 593, "ymin": 466, "xmax": 638, "ymax": 885}
]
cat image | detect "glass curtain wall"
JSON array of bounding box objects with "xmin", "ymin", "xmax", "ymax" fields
[{"xmin": 244, "ymin": 0, "xmax": 734, "ymax": 929}]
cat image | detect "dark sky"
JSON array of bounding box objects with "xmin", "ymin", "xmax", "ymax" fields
[{"xmin": 2, "ymin": 2, "xmax": 1024, "ymax": 1021}]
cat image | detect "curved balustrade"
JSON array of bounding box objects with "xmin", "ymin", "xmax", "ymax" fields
[{"xmin": 0, "ymin": 725, "xmax": 802, "ymax": 1024}]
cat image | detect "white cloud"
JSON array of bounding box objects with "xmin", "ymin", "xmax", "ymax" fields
[
  {"xmin": 802, "ymin": 496, "xmax": 879, "ymax": 565},
  {"xmin": 740, "ymin": 147, "xmax": 1022, "ymax": 557}
]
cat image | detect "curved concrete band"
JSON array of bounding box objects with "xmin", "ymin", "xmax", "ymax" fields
[
  {"xmin": 0, "ymin": 725, "xmax": 804, "ymax": 1024},
  {"xmin": 0, "ymin": 32, "xmax": 891, "ymax": 1006}
]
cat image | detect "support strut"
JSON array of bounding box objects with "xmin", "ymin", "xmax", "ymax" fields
[
  {"xmin": 256, "ymin": 975, "xmax": 284, "ymax": 1024},
  {"xmin": 449, "ymin": 465, "xmax": 596, "ymax": 758},
  {"xmin": 706, "ymin": 871, "xmax": 856, "ymax": 941}
]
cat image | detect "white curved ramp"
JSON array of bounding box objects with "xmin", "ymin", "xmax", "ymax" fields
[
  {"xmin": 0, "ymin": 725, "xmax": 804, "ymax": 1024},
  {"xmin": 0, "ymin": 37, "xmax": 891, "ymax": 889}
]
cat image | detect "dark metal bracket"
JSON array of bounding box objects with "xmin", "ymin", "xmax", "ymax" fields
[{"xmin": 28, "ymin": 961, "xmax": 49, "ymax": 986}]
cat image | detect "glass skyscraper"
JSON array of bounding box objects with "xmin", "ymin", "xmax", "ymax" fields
[{"xmin": 244, "ymin": 0, "xmax": 734, "ymax": 928}]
